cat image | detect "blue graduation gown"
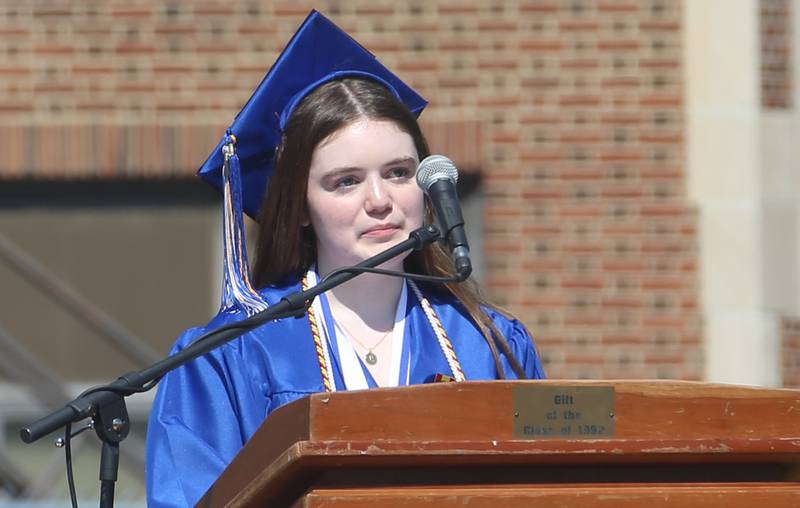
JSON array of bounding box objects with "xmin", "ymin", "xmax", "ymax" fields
[{"xmin": 145, "ymin": 278, "xmax": 545, "ymax": 507}]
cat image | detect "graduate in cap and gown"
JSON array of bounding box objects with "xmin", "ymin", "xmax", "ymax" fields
[{"xmin": 145, "ymin": 11, "xmax": 546, "ymax": 508}]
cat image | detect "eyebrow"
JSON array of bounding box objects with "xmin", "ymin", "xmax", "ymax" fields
[
  {"xmin": 382, "ymin": 156, "xmax": 417, "ymax": 167},
  {"xmin": 325, "ymin": 156, "xmax": 418, "ymax": 177}
]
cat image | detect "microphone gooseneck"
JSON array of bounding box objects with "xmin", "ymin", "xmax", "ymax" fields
[{"xmin": 416, "ymin": 155, "xmax": 472, "ymax": 280}]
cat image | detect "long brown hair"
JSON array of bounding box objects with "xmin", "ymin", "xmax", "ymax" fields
[{"xmin": 252, "ymin": 78, "xmax": 526, "ymax": 379}]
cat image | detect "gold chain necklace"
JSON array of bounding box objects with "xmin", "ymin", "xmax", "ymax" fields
[{"xmin": 333, "ymin": 319, "xmax": 392, "ymax": 365}]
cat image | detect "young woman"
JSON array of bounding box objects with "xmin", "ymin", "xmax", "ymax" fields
[{"xmin": 146, "ymin": 16, "xmax": 544, "ymax": 508}]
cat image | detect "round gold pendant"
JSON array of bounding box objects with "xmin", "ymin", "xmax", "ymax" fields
[{"xmin": 365, "ymin": 351, "xmax": 378, "ymax": 365}]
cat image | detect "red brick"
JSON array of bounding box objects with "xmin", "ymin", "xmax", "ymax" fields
[
  {"xmin": 34, "ymin": 83, "xmax": 74, "ymax": 93},
  {"xmin": 640, "ymin": 21, "xmax": 680, "ymax": 31},
  {"xmin": 603, "ymin": 224, "xmax": 643, "ymax": 235},
  {"xmin": 0, "ymin": 28, "xmax": 29, "ymax": 36},
  {"xmin": 398, "ymin": 22, "xmax": 440, "ymax": 33},
  {"xmin": 521, "ymin": 77, "xmax": 561, "ymax": 89},
  {"xmin": 561, "ymin": 278, "xmax": 605, "ymax": 290},
  {"xmin": 520, "ymin": 1, "xmax": 559, "ymax": 13},
  {"xmin": 640, "ymin": 132, "xmax": 682, "ymax": 143},
  {"xmin": 438, "ymin": 3, "xmax": 479, "ymax": 14},
  {"xmin": 559, "ymin": 21, "xmax": 601, "ymax": 31},
  {"xmin": 155, "ymin": 25, "xmax": 197, "ymax": 35},
  {"xmin": 491, "ymin": 130, "xmax": 521, "ymax": 143},
  {"xmin": 641, "ymin": 277, "xmax": 685, "ymax": 290},
  {"xmin": 602, "ymin": 77, "xmax": 641, "ymax": 88},
  {"xmin": 115, "ymin": 43, "xmax": 157, "ymax": 54},
  {"xmin": 599, "ymin": 150, "xmax": 646, "ymax": 162},
  {"xmin": 640, "ymin": 167, "xmax": 684, "ymax": 180},
  {"xmin": 601, "ymin": 113, "xmax": 643, "ymax": 125},
  {"xmin": 597, "ymin": 40, "xmax": 641, "ymax": 50},
  {"xmin": 560, "ymin": 59, "xmax": 601, "ymax": 69},
  {"xmin": 34, "ymin": 45, "xmax": 75, "ymax": 55},
  {"xmin": 641, "ymin": 241, "xmax": 686, "ymax": 254},
  {"xmin": 520, "ymin": 113, "xmax": 561, "ymax": 124},
  {"xmin": 641, "ymin": 204, "xmax": 686, "ymax": 217},
  {"xmin": 477, "ymin": 59, "xmax": 519, "ymax": 70},
  {"xmin": 602, "ymin": 260, "xmax": 646, "ymax": 272},
  {"xmin": 601, "ymin": 186, "xmax": 644, "ymax": 199},
  {"xmin": 438, "ymin": 76, "xmax": 479, "ymax": 88},
  {"xmin": 356, "ymin": 5, "xmax": 396, "ymax": 15},
  {"xmin": 520, "ymin": 149, "xmax": 563, "ymax": 162},
  {"xmin": 560, "ymin": 131, "xmax": 606, "ymax": 143},
  {"xmin": 0, "ymin": 66, "xmax": 31, "ymax": 76},
  {"xmin": 644, "ymin": 353, "xmax": 685, "ymax": 364},
  {"xmin": 196, "ymin": 45, "xmax": 237, "ymax": 54},
  {"xmin": 439, "ymin": 39, "xmax": 480, "ymax": 51},
  {"xmin": 602, "ymin": 297, "xmax": 644, "ymax": 309},
  {"xmin": 0, "ymin": 102, "xmax": 33, "ymax": 112},
  {"xmin": 478, "ymin": 96, "xmax": 520, "ymax": 108},
  {"xmin": 521, "ymin": 259, "xmax": 566, "ymax": 271},
  {"xmin": 520, "ymin": 39, "xmax": 563, "ymax": 51},
  {"xmin": 116, "ymin": 84, "xmax": 158, "ymax": 93},
  {"xmin": 479, "ymin": 20, "xmax": 518, "ymax": 32},
  {"xmin": 154, "ymin": 65, "xmax": 195, "ymax": 74},
  {"xmin": 598, "ymin": 1, "xmax": 639, "ymax": 12},
  {"xmin": 33, "ymin": 7, "xmax": 71, "ymax": 17},
  {"xmin": 640, "ymin": 94, "xmax": 682, "ymax": 107},
  {"xmin": 563, "ymin": 313, "xmax": 607, "ymax": 327},
  {"xmin": 112, "ymin": 6, "xmax": 152, "ymax": 17},
  {"xmin": 194, "ymin": 4, "xmax": 231, "ymax": 16},
  {"xmin": 640, "ymin": 59, "xmax": 680, "ymax": 69},
  {"xmin": 396, "ymin": 59, "xmax": 440, "ymax": 72},
  {"xmin": 237, "ymin": 25, "xmax": 277, "ymax": 36},
  {"xmin": 522, "ymin": 187, "xmax": 564, "ymax": 199},
  {"xmin": 562, "ymin": 242, "xmax": 604, "ymax": 254},
  {"xmin": 521, "ymin": 295, "xmax": 570, "ymax": 307},
  {"xmin": 273, "ymin": 4, "xmax": 316, "ymax": 16}
]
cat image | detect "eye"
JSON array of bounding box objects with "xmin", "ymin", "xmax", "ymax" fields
[
  {"xmin": 387, "ymin": 167, "xmax": 412, "ymax": 179},
  {"xmin": 334, "ymin": 175, "xmax": 359, "ymax": 188}
]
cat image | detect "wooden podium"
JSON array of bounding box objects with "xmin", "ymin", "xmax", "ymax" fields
[{"xmin": 197, "ymin": 381, "xmax": 800, "ymax": 507}]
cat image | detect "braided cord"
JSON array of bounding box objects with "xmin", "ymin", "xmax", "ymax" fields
[
  {"xmin": 409, "ymin": 281, "xmax": 465, "ymax": 381},
  {"xmin": 302, "ymin": 275, "xmax": 334, "ymax": 392}
]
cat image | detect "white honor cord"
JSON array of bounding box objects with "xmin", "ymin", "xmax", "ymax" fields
[{"xmin": 408, "ymin": 280, "xmax": 466, "ymax": 382}]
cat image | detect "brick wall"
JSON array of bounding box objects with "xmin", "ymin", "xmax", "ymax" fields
[
  {"xmin": 780, "ymin": 317, "xmax": 800, "ymax": 388},
  {"xmin": 0, "ymin": 0, "xmax": 703, "ymax": 381},
  {"xmin": 761, "ymin": 0, "xmax": 792, "ymax": 109}
]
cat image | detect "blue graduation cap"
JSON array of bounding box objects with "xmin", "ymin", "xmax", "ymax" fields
[{"xmin": 198, "ymin": 10, "xmax": 428, "ymax": 219}]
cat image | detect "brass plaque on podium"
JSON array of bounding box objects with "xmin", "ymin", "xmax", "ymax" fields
[{"xmin": 512, "ymin": 385, "xmax": 616, "ymax": 439}]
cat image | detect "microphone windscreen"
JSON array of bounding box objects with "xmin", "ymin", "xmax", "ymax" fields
[{"xmin": 416, "ymin": 154, "xmax": 459, "ymax": 192}]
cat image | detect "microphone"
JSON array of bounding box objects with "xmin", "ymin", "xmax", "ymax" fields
[{"xmin": 416, "ymin": 155, "xmax": 472, "ymax": 279}]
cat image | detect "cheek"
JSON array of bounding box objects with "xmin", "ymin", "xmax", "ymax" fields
[
  {"xmin": 307, "ymin": 192, "xmax": 353, "ymax": 233},
  {"xmin": 405, "ymin": 190, "xmax": 425, "ymax": 224}
]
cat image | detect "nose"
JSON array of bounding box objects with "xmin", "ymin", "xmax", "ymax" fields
[{"xmin": 364, "ymin": 175, "xmax": 391, "ymax": 214}]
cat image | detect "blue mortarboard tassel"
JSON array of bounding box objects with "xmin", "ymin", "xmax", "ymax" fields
[
  {"xmin": 197, "ymin": 10, "xmax": 427, "ymax": 219},
  {"xmin": 219, "ymin": 131, "xmax": 269, "ymax": 316}
]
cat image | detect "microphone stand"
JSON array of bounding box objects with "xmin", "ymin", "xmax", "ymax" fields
[{"xmin": 19, "ymin": 225, "xmax": 440, "ymax": 508}]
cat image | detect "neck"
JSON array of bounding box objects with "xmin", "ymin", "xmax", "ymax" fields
[
  {"xmin": 329, "ymin": 272, "xmax": 404, "ymax": 330},
  {"xmin": 316, "ymin": 259, "xmax": 405, "ymax": 331}
]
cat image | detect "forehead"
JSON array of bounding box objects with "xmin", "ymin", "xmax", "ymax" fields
[{"xmin": 309, "ymin": 119, "xmax": 419, "ymax": 173}]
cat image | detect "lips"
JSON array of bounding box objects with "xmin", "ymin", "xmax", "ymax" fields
[{"xmin": 362, "ymin": 224, "xmax": 401, "ymax": 238}]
